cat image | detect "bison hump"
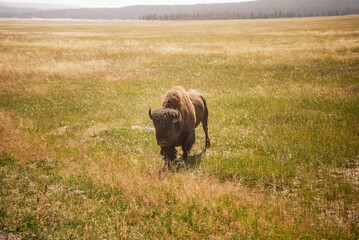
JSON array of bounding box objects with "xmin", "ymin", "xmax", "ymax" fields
[{"xmin": 162, "ymin": 86, "xmax": 196, "ymax": 131}]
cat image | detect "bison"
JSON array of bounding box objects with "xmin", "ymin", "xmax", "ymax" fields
[{"xmin": 149, "ymin": 86, "xmax": 210, "ymax": 168}]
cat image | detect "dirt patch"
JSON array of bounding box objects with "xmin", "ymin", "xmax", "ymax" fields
[
  {"xmin": 0, "ymin": 231, "xmax": 21, "ymax": 240},
  {"xmin": 332, "ymin": 163, "xmax": 359, "ymax": 187},
  {"xmin": 45, "ymin": 126, "xmax": 69, "ymax": 136},
  {"xmin": 131, "ymin": 125, "xmax": 154, "ymax": 131}
]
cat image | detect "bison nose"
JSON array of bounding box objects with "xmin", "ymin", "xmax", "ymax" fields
[{"xmin": 157, "ymin": 141, "xmax": 166, "ymax": 147}]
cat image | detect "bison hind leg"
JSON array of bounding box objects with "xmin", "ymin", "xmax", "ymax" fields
[
  {"xmin": 201, "ymin": 104, "xmax": 210, "ymax": 148},
  {"xmin": 205, "ymin": 138, "xmax": 211, "ymax": 148}
]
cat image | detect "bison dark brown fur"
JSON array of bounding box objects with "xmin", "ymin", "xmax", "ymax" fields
[{"xmin": 149, "ymin": 86, "xmax": 210, "ymax": 168}]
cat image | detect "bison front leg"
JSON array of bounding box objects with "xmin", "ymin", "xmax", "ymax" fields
[
  {"xmin": 182, "ymin": 130, "xmax": 195, "ymax": 161},
  {"xmin": 161, "ymin": 146, "xmax": 177, "ymax": 169}
]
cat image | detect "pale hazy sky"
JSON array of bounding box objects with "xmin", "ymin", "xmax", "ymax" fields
[{"xmin": 3, "ymin": 0, "xmax": 254, "ymax": 8}]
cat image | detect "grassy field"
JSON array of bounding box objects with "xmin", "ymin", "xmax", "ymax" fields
[{"xmin": 0, "ymin": 16, "xmax": 358, "ymax": 239}]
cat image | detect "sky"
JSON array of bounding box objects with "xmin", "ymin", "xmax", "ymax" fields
[{"xmin": 2, "ymin": 0, "xmax": 254, "ymax": 8}]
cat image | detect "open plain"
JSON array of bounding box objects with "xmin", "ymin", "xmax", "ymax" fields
[{"xmin": 1, "ymin": 16, "xmax": 359, "ymax": 239}]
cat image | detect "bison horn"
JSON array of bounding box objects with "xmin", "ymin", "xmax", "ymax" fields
[
  {"xmin": 173, "ymin": 109, "xmax": 181, "ymax": 123},
  {"xmin": 148, "ymin": 108, "xmax": 153, "ymax": 120}
]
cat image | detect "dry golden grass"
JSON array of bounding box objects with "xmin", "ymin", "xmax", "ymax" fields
[
  {"xmin": 1, "ymin": 16, "xmax": 358, "ymax": 239},
  {"xmin": 0, "ymin": 17, "xmax": 357, "ymax": 84},
  {"xmin": 0, "ymin": 111, "xmax": 46, "ymax": 162}
]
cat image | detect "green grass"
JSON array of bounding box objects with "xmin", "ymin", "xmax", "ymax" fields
[{"xmin": 1, "ymin": 16, "xmax": 359, "ymax": 239}]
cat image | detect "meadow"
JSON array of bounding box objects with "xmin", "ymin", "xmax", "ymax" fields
[{"xmin": 0, "ymin": 16, "xmax": 358, "ymax": 239}]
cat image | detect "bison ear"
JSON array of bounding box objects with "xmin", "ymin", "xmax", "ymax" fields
[
  {"xmin": 148, "ymin": 108, "xmax": 153, "ymax": 120},
  {"xmin": 173, "ymin": 109, "xmax": 181, "ymax": 123}
]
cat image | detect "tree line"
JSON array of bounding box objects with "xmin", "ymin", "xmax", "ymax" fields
[{"xmin": 140, "ymin": 8, "xmax": 359, "ymax": 21}]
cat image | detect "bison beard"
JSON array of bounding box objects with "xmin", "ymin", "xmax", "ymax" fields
[{"xmin": 149, "ymin": 86, "xmax": 210, "ymax": 169}]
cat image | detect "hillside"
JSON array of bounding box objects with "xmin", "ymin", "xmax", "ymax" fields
[
  {"xmin": 0, "ymin": 0, "xmax": 359, "ymax": 20},
  {"xmin": 0, "ymin": 6, "xmax": 38, "ymax": 13}
]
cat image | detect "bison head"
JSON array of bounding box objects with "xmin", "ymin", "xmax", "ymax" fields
[{"xmin": 149, "ymin": 108, "xmax": 181, "ymax": 147}]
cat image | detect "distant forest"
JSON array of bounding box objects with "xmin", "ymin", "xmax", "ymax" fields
[
  {"xmin": 1, "ymin": 0, "xmax": 359, "ymax": 20},
  {"xmin": 140, "ymin": 0, "xmax": 359, "ymax": 20}
]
